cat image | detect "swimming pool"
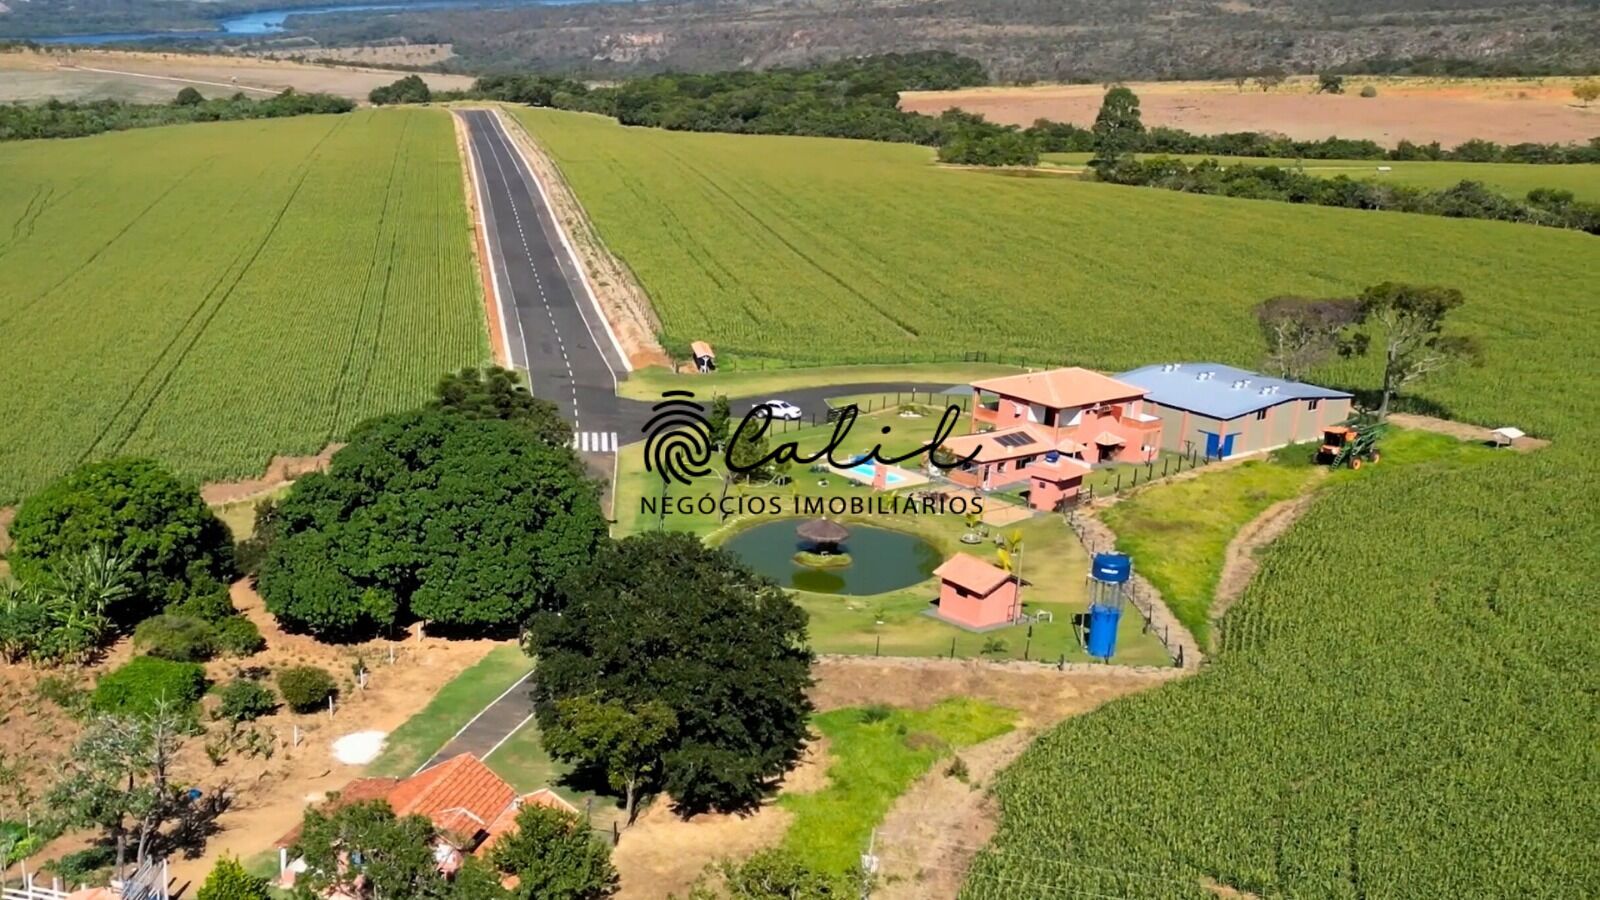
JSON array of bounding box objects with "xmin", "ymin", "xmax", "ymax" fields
[{"xmin": 840, "ymin": 460, "xmax": 911, "ymax": 486}]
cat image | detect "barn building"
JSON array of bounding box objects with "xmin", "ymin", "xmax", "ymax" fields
[{"xmin": 1115, "ymin": 363, "xmax": 1353, "ymax": 459}]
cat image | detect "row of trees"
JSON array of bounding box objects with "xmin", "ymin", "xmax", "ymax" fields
[
  {"xmin": 1079, "ymin": 87, "xmax": 1600, "ymax": 234},
  {"xmin": 1099, "ymin": 156, "xmax": 1600, "ymax": 234},
  {"xmin": 0, "ymin": 88, "xmax": 356, "ymax": 142}
]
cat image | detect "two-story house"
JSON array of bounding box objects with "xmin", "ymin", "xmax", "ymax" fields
[{"xmin": 939, "ymin": 367, "xmax": 1162, "ymax": 509}]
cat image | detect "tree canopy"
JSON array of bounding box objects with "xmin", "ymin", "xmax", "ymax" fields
[
  {"xmin": 258, "ymin": 410, "xmax": 605, "ymax": 639},
  {"xmin": 527, "ymin": 532, "xmax": 813, "ymax": 815},
  {"xmin": 488, "ymin": 805, "xmax": 618, "ymax": 899},
  {"xmin": 8, "ymin": 458, "xmax": 233, "ymax": 621},
  {"xmin": 431, "ymin": 366, "xmax": 572, "ymax": 447},
  {"xmin": 370, "ymin": 75, "xmax": 432, "ymax": 106},
  {"xmin": 1352, "ymin": 282, "xmax": 1481, "ymax": 418},
  {"xmin": 1090, "ymin": 86, "xmax": 1144, "ymax": 171}
]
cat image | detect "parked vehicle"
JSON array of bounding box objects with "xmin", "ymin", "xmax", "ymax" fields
[{"xmin": 758, "ymin": 400, "xmax": 803, "ymax": 420}]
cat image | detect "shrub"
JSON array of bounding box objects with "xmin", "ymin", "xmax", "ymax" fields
[
  {"xmin": 91, "ymin": 656, "xmax": 206, "ymax": 716},
  {"xmin": 277, "ymin": 665, "xmax": 336, "ymax": 713},
  {"xmin": 45, "ymin": 846, "xmax": 115, "ymax": 886},
  {"xmin": 218, "ymin": 679, "xmax": 277, "ymax": 723},
  {"xmin": 1360, "ymin": 85, "xmax": 1378, "ymax": 98},
  {"xmin": 133, "ymin": 614, "xmax": 218, "ymax": 662},
  {"xmin": 196, "ymin": 856, "xmax": 271, "ymax": 900},
  {"xmin": 166, "ymin": 576, "xmax": 236, "ymax": 621},
  {"xmin": 214, "ymin": 616, "xmax": 265, "ymax": 657}
]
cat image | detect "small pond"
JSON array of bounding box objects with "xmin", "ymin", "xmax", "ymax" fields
[{"xmin": 722, "ymin": 519, "xmax": 942, "ymax": 595}]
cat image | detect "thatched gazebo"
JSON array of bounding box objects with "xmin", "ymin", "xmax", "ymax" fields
[{"xmin": 796, "ymin": 518, "xmax": 850, "ymax": 553}]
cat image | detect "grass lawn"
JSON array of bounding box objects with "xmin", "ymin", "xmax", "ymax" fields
[
  {"xmin": 616, "ymin": 362, "xmax": 1020, "ymax": 401},
  {"xmin": 781, "ymin": 699, "xmax": 1015, "ymax": 873},
  {"xmin": 1100, "ymin": 427, "xmax": 1500, "ymax": 645},
  {"xmin": 365, "ymin": 645, "xmax": 532, "ymax": 778},
  {"xmin": 212, "ymin": 487, "xmax": 289, "ymax": 541}
]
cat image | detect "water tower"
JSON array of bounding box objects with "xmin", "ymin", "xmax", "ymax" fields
[{"xmin": 1086, "ymin": 552, "xmax": 1132, "ymax": 660}]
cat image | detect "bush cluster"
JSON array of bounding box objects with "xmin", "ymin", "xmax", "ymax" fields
[
  {"xmin": 277, "ymin": 666, "xmax": 337, "ymax": 713},
  {"xmin": 133, "ymin": 614, "xmax": 218, "ymax": 662},
  {"xmin": 91, "ymin": 656, "xmax": 206, "ymax": 717},
  {"xmin": 218, "ymin": 679, "xmax": 278, "ymax": 723}
]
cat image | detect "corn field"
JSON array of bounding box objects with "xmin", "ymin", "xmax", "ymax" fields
[
  {"xmin": 516, "ymin": 109, "xmax": 1595, "ymax": 411},
  {"xmin": 0, "ymin": 109, "xmax": 486, "ymax": 502}
]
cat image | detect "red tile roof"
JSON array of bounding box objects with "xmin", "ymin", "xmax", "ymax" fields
[
  {"xmin": 276, "ymin": 755, "xmax": 518, "ymax": 851},
  {"xmin": 971, "ymin": 367, "xmax": 1145, "ymax": 409},
  {"xmin": 934, "ymin": 552, "xmax": 1013, "ymax": 596},
  {"xmin": 275, "ymin": 777, "xmax": 400, "ymax": 847},
  {"xmin": 477, "ymin": 790, "xmax": 582, "ymax": 857},
  {"xmin": 390, "ymin": 754, "xmax": 517, "ymax": 834}
]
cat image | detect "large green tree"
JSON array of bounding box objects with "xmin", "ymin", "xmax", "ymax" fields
[
  {"xmin": 8, "ymin": 459, "xmax": 233, "ymax": 622},
  {"xmin": 545, "ymin": 694, "xmax": 676, "ymax": 823},
  {"xmin": 1353, "ymin": 282, "xmax": 1481, "ymax": 418},
  {"xmin": 489, "ymin": 805, "xmax": 618, "ymax": 900},
  {"xmin": 528, "ymin": 533, "xmax": 813, "ymax": 815},
  {"xmin": 1090, "ymin": 86, "xmax": 1144, "ymax": 173},
  {"xmin": 259, "ymin": 410, "xmax": 605, "ymax": 638}
]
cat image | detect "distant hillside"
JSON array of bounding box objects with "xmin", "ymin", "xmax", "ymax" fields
[{"xmin": 286, "ymin": 0, "xmax": 1600, "ymax": 80}]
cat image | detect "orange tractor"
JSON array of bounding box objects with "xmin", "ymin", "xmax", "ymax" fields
[{"xmin": 1316, "ymin": 420, "xmax": 1385, "ymax": 469}]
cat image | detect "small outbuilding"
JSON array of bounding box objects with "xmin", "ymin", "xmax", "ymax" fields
[
  {"xmin": 1116, "ymin": 362, "xmax": 1353, "ymax": 460},
  {"xmin": 932, "ymin": 552, "xmax": 1019, "ymax": 630},
  {"xmin": 691, "ymin": 341, "xmax": 717, "ymax": 373}
]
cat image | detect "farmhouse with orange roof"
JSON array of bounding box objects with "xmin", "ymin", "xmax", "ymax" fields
[
  {"xmin": 939, "ymin": 367, "xmax": 1162, "ymax": 509},
  {"xmin": 274, "ymin": 753, "xmax": 577, "ymax": 893}
]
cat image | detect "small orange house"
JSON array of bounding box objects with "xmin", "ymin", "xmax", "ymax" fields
[
  {"xmin": 933, "ymin": 553, "xmax": 1020, "ymax": 630},
  {"xmin": 939, "ymin": 367, "xmax": 1162, "ymax": 508}
]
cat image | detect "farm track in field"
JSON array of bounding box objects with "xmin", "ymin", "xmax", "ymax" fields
[
  {"xmin": 328, "ymin": 113, "xmax": 412, "ymax": 434},
  {"xmin": 92, "ymin": 120, "xmax": 352, "ymax": 460},
  {"xmin": 0, "ymin": 156, "xmax": 212, "ymax": 334}
]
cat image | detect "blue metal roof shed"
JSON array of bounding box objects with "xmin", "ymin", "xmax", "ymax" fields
[{"xmin": 1116, "ymin": 363, "xmax": 1351, "ymax": 420}]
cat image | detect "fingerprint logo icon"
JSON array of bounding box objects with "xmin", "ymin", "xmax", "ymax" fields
[{"xmin": 643, "ymin": 390, "xmax": 714, "ymax": 485}]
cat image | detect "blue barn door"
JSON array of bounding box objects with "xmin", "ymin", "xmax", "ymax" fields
[
  {"xmin": 1203, "ymin": 431, "xmax": 1220, "ymax": 458},
  {"xmin": 1220, "ymin": 433, "xmax": 1236, "ymax": 457}
]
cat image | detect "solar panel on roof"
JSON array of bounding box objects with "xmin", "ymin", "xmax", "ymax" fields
[{"xmin": 994, "ymin": 432, "xmax": 1037, "ymax": 448}]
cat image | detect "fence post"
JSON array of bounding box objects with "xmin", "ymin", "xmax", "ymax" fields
[
  {"xmin": 950, "ymin": 637, "xmax": 956, "ymax": 659},
  {"xmin": 875, "ymin": 635, "xmax": 881, "ymax": 657}
]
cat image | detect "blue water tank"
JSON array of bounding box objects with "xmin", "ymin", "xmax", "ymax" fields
[
  {"xmin": 1044, "ymin": 450, "xmax": 1060, "ymax": 463},
  {"xmin": 1092, "ymin": 552, "xmax": 1132, "ymax": 584},
  {"xmin": 1086, "ymin": 604, "xmax": 1122, "ymax": 659}
]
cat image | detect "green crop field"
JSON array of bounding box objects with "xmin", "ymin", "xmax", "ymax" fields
[
  {"xmin": 0, "ymin": 109, "xmax": 486, "ymax": 504},
  {"xmin": 1040, "ymin": 152, "xmax": 1600, "ymax": 201},
  {"xmin": 515, "ymin": 109, "xmax": 1594, "ymax": 431},
  {"xmin": 517, "ymin": 109, "xmax": 1600, "ymax": 896}
]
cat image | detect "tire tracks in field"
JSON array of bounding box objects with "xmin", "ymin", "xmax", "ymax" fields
[
  {"xmin": 658, "ymin": 142, "xmax": 920, "ymax": 339},
  {"xmin": 0, "ymin": 157, "xmax": 212, "ymax": 334},
  {"xmin": 326, "ymin": 113, "xmax": 412, "ymax": 436},
  {"xmin": 89, "ymin": 118, "xmax": 351, "ymax": 459}
]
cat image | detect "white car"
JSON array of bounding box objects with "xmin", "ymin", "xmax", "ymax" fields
[{"xmin": 757, "ymin": 400, "xmax": 803, "ymax": 421}]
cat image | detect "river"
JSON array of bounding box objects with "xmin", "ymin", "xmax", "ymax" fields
[{"xmin": 34, "ymin": 1, "xmax": 574, "ymax": 45}]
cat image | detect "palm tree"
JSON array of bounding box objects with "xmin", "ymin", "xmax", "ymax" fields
[{"xmin": 996, "ymin": 529, "xmax": 1025, "ymax": 618}]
